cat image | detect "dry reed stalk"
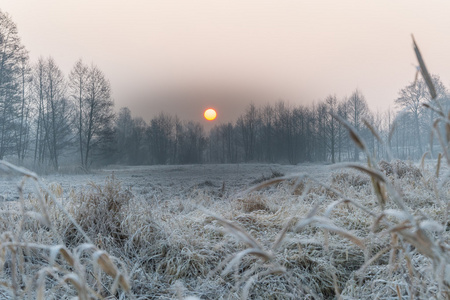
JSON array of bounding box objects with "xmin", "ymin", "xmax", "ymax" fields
[
  {"xmin": 420, "ymin": 151, "xmax": 429, "ymax": 173},
  {"xmin": 412, "ymin": 34, "xmax": 437, "ymax": 99},
  {"xmin": 433, "ymin": 119, "xmax": 450, "ymax": 165}
]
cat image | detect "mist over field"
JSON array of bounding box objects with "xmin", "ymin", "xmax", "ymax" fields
[{"xmin": 0, "ymin": 3, "xmax": 449, "ymax": 300}]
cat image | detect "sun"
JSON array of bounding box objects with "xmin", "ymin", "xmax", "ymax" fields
[{"xmin": 204, "ymin": 108, "xmax": 217, "ymax": 121}]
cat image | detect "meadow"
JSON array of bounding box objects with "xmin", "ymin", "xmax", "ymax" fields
[{"xmin": 0, "ymin": 156, "xmax": 447, "ymax": 299}]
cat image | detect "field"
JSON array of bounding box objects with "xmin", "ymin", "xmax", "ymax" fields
[{"xmin": 0, "ymin": 161, "xmax": 448, "ymax": 299}]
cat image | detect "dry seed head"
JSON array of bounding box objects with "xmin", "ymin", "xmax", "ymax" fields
[
  {"xmin": 389, "ymin": 221, "xmax": 413, "ymax": 233},
  {"xmin": 436, "ymin": 153, "xmax": 442, "ymax": 177},
  {"xmin": 318, "ymin": 223, "xmax": 365, "ymax": 249},
  {"xmin": 296, "ymin": 216, "xmax": 365, "ymax": 249},
  {"xmin": 389, "ymin": 233, "xmax": 399, "ymax": 267},
  {"xmin": 420, "ymin": 152, "xmax": 429, "ymax": 172},
  {"xmin": 344, "ymin": 164, "xmax": 386, "ymax": 183},
  {"xmin": 350, "ymin": 131, "xmax": 366, "ymax": 151},
  {"xmin": 373, "ymin": 180, "xmax": 387, "ymax": 209},
  {"xmin": 49, "ymin": 245, "xmax": 75, "ymax": 267},
  {"xmin": 62, "ymin": 274, "xmax": 83, "ymax": 295},
  {"xmin": 93, "ymin": 251, "xmax": 130, "ymax": 291},
  {"xmin": 419, "ymin": 220, "xmax": 444, "ymax": 232},
  {"xmin": 332, "ymin": 112, "xmax": 368, "ymax": 151},
  {"xmin": 221, "ymin": 248, "xmax": 272, "ymax": 276}
]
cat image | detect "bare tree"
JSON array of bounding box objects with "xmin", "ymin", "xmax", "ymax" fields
[
  {"xmin": 347, "ymin": 89, "xmax": 369, "ymax": 161},
  {"xmin": 114, "ymin": 107, "xmax": 134, "ymax": 163},
  {"xmin": 30, "ymin": 57, "xmax": 73, "ymax": 170},
  {"xmin": 303, "ymin": 106, "xmax": 316, "ymax": 162},
  {"xmin": 130, "ymin": 117, "xmax": 147, "ymax": 164},
  {"xmin": 0, "ymin": 10, "xmax": 27, "ymax": 159},
  {"xmin": 16, "ymin": 52, "xmax": 31, "ymax": 163},
  {"xmin": 32, "ymin": 57, "xmax": 48, "ymax": 165},
  {"xmin": 315, "ymin": 102, "xmax": 328, "ymax": 161},
  {"xmin": 172, "ymin": 115, "xmax": 182, "ymax": 163},
  {"xmin": 325, "ymin": 95, "xmax": 338, "ymax": 163},
  {"xmin": 237, "ymin": 103, "xmax": 259, "ymax": 162},
  {"xmin": 337, "ymin": 100, "xmax": 349, "ymax": 162},
  {"xmin": 273, "ymin": 101, "xmax": 292, "ymax": 162},
  {"xmin": 216, "ymin": 122, "xmax": 237, "ymax": 163},
  {"xmin": 69, "ymin": 59, "xmax": 89, "ymax": 167},
  {"xmin": 260, "ymin": 104, "xmax": 274, "ymax": 162},
  {"xmin": 177, "ymin": 121, "xmax": 206, "ymax": 163},
  {"xmin": 43, "ymin": 57, "xmax": 71, "ymax": 170},
  {"xmin": 395, "ymin": 80, "xmax": 427, "ymax": 156},
  {"xmin": 147, "ymin": 112, "xmax": 173, "ymax": 164},
  {"xmin": 207, "ymin": 125, "xmax": 220, "ymax": 163},
  {"xmin": 82, "ymin": 64, "xmax": 114, "ymax": 169}
]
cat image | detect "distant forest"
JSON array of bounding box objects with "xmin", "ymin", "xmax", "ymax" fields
[{"xmin": 1, "ymin": 10, "xmax": 449, "ymax": 171}]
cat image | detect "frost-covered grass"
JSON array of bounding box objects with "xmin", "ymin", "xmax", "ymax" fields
[{"xmin": 0, "ymin": 158, "xmax": 447, "ymax": 299}]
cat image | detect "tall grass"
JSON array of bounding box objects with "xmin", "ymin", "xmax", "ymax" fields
[
  {"xmin": 0, "ymin": 161, "xmax": 130, "ymax": 299},
  {"xmin": 204, "ymin": 37, "xmax": 450, "ymax": 299}
]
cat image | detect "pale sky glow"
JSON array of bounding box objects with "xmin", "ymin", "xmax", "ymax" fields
[{"xmin": 3, "ymin": 0, "xmax": 450, "ymax": 125}]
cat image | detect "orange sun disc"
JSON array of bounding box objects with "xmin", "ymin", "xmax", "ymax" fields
[{"xmin": 204, "ymin": 108, "xmax": 217, "ymax": 121}]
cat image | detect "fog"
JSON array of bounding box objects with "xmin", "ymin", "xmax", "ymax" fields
[
  {"xmin": 4, "ymin": 0, "xmax": 450, "ymax": 125},
  {"xmin": 1, "ymin": 2, "xmax": 450, "ymax": 171}
]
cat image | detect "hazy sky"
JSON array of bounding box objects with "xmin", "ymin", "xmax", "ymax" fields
[{"xmin": 3, "ymin": 0, "xmax": 450, "ymax": 126}]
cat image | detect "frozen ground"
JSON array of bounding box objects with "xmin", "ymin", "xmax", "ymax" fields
[
  {"xmin": 0, "ymin": 160, "xmax": 447, "ymax": 299},
  {"xmin": 0, "ymin": 163, "xmax": 331, "ymax": 203}
]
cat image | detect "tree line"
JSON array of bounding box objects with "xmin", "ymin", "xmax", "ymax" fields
[
  {"xmin": 1, "ymin": 10, "xmax": 115, "ymax": 171},
  {"xmin": 1, "ymin": 10, "xmax": 449, "ymax": 171},
  {"xmin": 114, "ymin": 81, "xmax": 448, "ymax": 166}
]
